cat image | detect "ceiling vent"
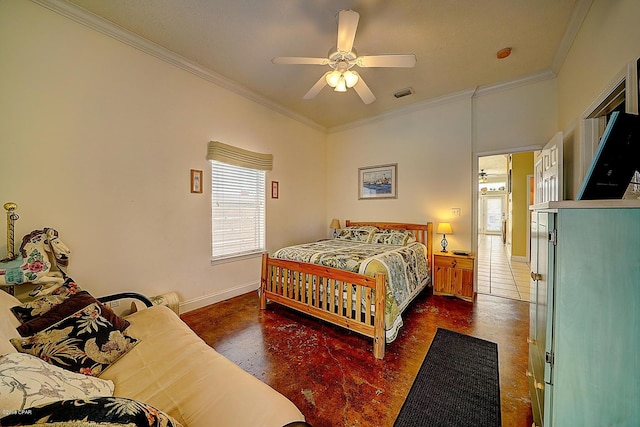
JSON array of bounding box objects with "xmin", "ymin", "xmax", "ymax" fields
[{"xmin": 393, "ymin": 87, "xmax": 414, "ymax": 99}]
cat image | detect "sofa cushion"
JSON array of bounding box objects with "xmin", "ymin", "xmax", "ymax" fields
[
  {"xmin": 11, "ymin": 302, "xmax": 138, "ymax": 376},
  {"xmin": 0, "ymin": 396, "xmax": 183, "ymax": 427},
  {"xmin": 16, "ymin": 290, "xmax": 130, "ymax": 337},
  {"xmin": 99, "ymin": 305, "xmax": 306, "ymax": 427},
  {"xmin": 0, "ymin": 352, "xmax": 114, "ymax": 411},
  {"xmin": 0, "ymin": 290, "xmax": 21, "ymax": 355}
]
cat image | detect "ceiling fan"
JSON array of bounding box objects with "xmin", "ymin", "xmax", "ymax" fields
[{"xmin": 272, "ymin": 10, "xmax": 416, "ymax": 104}]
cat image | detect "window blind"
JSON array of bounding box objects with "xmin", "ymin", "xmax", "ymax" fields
[{"xmin": 211, "ymin": 161, "xmax": 266, "ymax": 258}]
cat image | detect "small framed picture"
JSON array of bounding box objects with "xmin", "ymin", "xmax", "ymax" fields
[
  {"xmin": 190, "ymin": 169, "xmax": 203, "ymax": 193},
  {"xmin": 271, "ymin": 181, "xmax": 279, "ymax": 199},
  {"xmin": 358, "ymin": 163, "xmax": 397, "ymax": 199}
]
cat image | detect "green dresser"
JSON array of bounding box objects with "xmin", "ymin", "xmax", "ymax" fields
[{"xmin": 529, "ymin": 202, "xmax": 640, "ymax": 427}]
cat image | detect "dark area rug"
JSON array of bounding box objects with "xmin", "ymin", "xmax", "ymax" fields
[{"xmin": 394, "ymin": 328, "xmax": 501, "ymax": 427}]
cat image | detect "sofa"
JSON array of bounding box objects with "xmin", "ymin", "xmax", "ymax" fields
[{"xmin": 0, "ymin": 286, "xmax": 309, "ymax": 426}]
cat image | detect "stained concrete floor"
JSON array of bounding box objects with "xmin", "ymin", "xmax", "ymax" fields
[{"xmin": 181, "ymin": 290, "xmax": 532, "ymax": 427}]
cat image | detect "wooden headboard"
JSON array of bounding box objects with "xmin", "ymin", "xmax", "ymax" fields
[{"xmin": 345, "ymin": 220, "xmax": 433, "ymax": 266}]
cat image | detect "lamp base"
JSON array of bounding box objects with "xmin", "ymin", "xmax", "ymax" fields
[{"xmin": 440, "ymin": 235, "xmax": 449, "ymax": 253}]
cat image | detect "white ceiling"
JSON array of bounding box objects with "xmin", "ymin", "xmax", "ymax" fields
[
  {"xmin": 479, "ymin": 155, "xmax": 508, "ymax": 179},
  {"xmin": 59, "ymin": 0, "xmax": 588, "ymax": 130}
]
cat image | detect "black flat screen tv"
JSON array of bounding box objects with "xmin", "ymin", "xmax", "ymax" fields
[{"xmin": 577, "ymin": 111, "xmax": 640, "ymax": 200}]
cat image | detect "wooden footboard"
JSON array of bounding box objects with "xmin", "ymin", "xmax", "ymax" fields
[
  {"xmin": 260, "ymin": 253, "xmax": 387, "ymax": 359},
  {"xmin": 260, "ymin": 221, "xmax": 432, "ymax": 360}
]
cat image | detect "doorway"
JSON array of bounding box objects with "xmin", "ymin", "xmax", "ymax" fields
[{"xmin": 475, "ymin": 153, "xmax": 532, "ymax": 302}]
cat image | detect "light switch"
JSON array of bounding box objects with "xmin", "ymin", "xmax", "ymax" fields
[{"xmin": 451, "ymin": 208, "xmax": 461, "ymax": 217}]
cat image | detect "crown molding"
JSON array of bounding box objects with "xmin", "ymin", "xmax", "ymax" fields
[
  {"xmin": 473, "ymin": 69, "xmax": 556, "ymax": 97},
  {"xmin": 31, "ymin": 0, "xmax": 326, "ymax": 133},
  {"xmin": 330, "ymin": 70, "xmax": 556, "ymax": 133},
  {"xmin": 328, "ymin": 88, "xmax": 477, "ymax": 133},
  {"xmin": 551, "ymin": 0, "xmax": 594, "ymax": 75}
]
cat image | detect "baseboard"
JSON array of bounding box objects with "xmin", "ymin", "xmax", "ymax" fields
[
  {"xmin": 179, "ymin": 281, "xmax": 259, "ymax": 313},
  {"xmin": 510, "ymin": 255, "xmax": 529, "ymax": 263}
]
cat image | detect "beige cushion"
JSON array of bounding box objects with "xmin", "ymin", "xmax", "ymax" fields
[
  {"xmin": 100, "ymin": 305, "xmax": 305, "ymax": 427},
  {"xmin": 0, "ymin": 290, "xmax": 21, "ymax": 355}
]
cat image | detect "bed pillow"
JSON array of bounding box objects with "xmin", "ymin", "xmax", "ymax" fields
[
  {"xmin": 335, "ymin": 226, "xmax": 378, "ymax": 242},
  {"xmin": 370, "ymin": 229, "xmax": 416, "ymax": 245},
  {"xmin": 10, "ymin": 278, "xmax": 81, "ymax": 323},
  {"xmin": 16, "ymin": 290, "xmax": 130, "ymax": 337},
  {"xmin": 0, "ymin": 352, "xmax": 114, "ymax": 411},
  {"xmin": 0, "ymin": 396, "xmax": 183, "ymax": 427},
  {"xmin": 10, "ymin": 302, "xmax": 138, "ymax": 377}
]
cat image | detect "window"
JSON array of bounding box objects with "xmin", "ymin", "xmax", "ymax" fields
[{"xmin": 211, "ymin": 161, "xmax": 265, "ymax": 259}]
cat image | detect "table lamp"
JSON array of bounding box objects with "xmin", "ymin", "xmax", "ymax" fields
[
  {"xmin": 437, "ymin": 222, "xmax": 453, "ymax": 252},
  {"xmin": 329, "ymin": 219, "xmax": 341, "ymax": 238}
]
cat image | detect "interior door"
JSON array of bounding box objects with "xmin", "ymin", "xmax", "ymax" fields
[{"xmin": 535, "ymin": 132, "xmax": 563, "ymax": 203}]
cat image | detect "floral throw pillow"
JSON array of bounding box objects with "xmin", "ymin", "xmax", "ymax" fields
[
  {"xmin": 0, "ymin": 396, "xmax": 183, "ymax": 427},
  {"xmin": 0, "ymin": 352, "xmax": 114, "ymax": 411},
  {"xmin": 10, "ymin": 302, "xmax": 138, "ymax": 377}
]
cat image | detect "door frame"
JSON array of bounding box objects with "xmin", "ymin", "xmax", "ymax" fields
[{"xmin": 472, "ymin": 146, "xmax": 542, "ymax": 266}]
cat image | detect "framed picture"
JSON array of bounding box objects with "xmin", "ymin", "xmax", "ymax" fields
[
  {"xmin": 190, "ymin": 169, "xmax": 203, "ymax": 193},
  {"xmin": 271, "ymin": 181, "xmax": 279, "ymax": 199},
  {"xmin": 358, "ymin": 163, "xmax": 397, "ymax": 199}
]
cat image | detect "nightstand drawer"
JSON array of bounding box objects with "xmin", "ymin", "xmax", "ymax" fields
[{"xmin": 434, "ymin": 256, "xmax": 473, "ymax": 270}]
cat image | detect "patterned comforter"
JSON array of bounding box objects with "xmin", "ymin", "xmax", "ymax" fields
[{"xmin": 272, "ymin": 239, "xmax": 431, "ymax": 342}]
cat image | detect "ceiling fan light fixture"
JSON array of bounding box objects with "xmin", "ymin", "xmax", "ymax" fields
[
  {"xmin": 273, "ymin": 9, "xmax": 415, "ymax": 104},
  {"xmin": 343, "ymin": 70, "xmax": 359, "ymax": 88},
  {"xmin": 326, "ymin": 70, "xmax": 342, "ymax": 87}
]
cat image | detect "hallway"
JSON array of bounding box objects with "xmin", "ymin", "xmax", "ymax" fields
[{"xmin": 477, "ymin": 234, "xmax": 530, "ymax": 301}]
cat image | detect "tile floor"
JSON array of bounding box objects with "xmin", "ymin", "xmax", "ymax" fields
[{"xmin": 477, "ymin": 234, "xmax": 531, "ymax": 301}]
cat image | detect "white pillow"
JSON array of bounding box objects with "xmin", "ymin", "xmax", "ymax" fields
[{"xmin": 0, "ymin": 352, "xmax": 115, "ymax": 411}]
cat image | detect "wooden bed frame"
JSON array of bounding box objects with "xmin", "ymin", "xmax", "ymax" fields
[{"xmin": 260, "ymin": 221, "xmax": 433, "ymax": 359}]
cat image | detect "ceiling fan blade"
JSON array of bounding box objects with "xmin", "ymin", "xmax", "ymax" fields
[
  {"xmin": 272, "ymin": 57, "xmax": 330, "ymax": 65},
  {"xmin": 336, "ymin": 10, "xmax": 359, "ymax": 53},
  {"xmin": 352, "ymin": 75, "xmax": 376, "ymax": 104},
  {"xmin": 303, "ymin": 72, "xmax": 330, "ymax": 99},
  {"xmin": 356, "ymin": 54, "xmax": 417, "ymax": 68}
]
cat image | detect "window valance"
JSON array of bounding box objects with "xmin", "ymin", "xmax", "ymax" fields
[{"xmin": 207, "ymin": 141, "xmax": 273, "ymax": 171}]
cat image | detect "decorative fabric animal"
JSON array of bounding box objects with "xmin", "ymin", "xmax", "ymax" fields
[{"xmin": 0, "ymin": 228, "xmax": 71, "ymax": 290}]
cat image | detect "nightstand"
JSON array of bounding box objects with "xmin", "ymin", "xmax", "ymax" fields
[{"xmin": 433, "ymin": 251, "xmax": 475, "ymax": 301}]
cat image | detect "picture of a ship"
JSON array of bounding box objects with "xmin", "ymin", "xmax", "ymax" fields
[{"xmin": 363, "ymin": 170, "xmax": 392, "ymax": 195}]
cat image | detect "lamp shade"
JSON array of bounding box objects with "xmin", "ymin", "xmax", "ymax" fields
[
  {"xmin": 437, "ymin": 222, "xmax": 453, "ymax": 234},
  {"xmin": 329, "ymin": 219, "xmax": 341, "ymax": 229},
  {"xmin": 326, "ymin": 70, "xmax": 341, "ymax": 88},
  {"xmin": 343, "ymin": 70, "xmax": 359, "ymax": 88}
]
